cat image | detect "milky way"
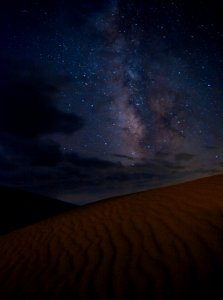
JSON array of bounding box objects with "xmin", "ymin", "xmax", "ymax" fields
[
  {"xmin": 0, "ymin": 0, "xmax": 223, "ymax": 204},
  {"xmin": 100, "ymin": 3, "xmax": 146, "ymax": 163}
]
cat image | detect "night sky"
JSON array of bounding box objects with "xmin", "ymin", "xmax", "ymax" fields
[{"xmin": 1, "ymin": 0, "xmax": 223, "ymax": 204}]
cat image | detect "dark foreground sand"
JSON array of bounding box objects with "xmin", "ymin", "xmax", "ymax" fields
[{"xmin": 0, "ymin": 175, "xmax": 223, "ymax": 299}]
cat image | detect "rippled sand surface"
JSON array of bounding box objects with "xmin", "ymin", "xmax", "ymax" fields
[{"xmin": 0, "ymin": 175, "xmax": 223, "ymax": 299}]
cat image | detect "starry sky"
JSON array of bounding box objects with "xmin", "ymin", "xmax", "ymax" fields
[{"xmin": 0, "ymin": 0, "xmax": 223, "ymax": 204}]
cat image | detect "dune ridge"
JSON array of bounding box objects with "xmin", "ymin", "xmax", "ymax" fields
[{"xmin": 0, "ymin": 174, "xmax": 223, "ymax": 299}]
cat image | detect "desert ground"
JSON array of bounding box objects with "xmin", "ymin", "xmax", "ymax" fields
[{"xmin": 0, "ymin": 174, "xmax": 223, "ymax": 299}]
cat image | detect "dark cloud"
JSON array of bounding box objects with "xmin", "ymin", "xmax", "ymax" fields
[
  {"xmin": 106, "ymin": 172, "xmax": 154, "ymax": 183},
  {"xmin": 0, "ymin": 59, "xmax": 126, "ymax": 199},
  {"xmin": 198, "ymin": 168, "xmax": 222, "ymax": 175},
  {"xmin": 155, "ymin": 151, "xmax": 170, "ymax": 158},
  {"xmin": 153, "ymin": 158, "xmax": 186, "ymax": 170},
  {"xmin": 0, "ymin": 153, "xmax": 14, "ymax": 170},
  {"xmin": 3, "ymin": 138, "xmax": 62, "ymax": 167},
  {"xmin": 205, "ymin": 146, "xmax": 218, "ymax": 150},
  {"xmin": 0, "ymin": 60, "xmax": 86, "ymax": 177},
  {"xmin": 175, "ymin": 153, "xmax": 195, "ymax": 161},
  {"xmin": 65, "ymin": 153, "xmax": 117, "ymax": 169},
  {"xmin": 112, "ymin": 154, "xmax": 134, "ymax": 160},
  {"xmin": 0, "ymin": 61, "xmax": 83, "ymax": 139}
]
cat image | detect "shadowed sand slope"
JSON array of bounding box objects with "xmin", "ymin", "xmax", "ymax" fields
[
  {"xmin": 0, "ymin": 187, "xmax": 76, "ymax": 235},
  {"xmin": 0, "ymin": 175, "xmax": 223, "ymax": 299}
]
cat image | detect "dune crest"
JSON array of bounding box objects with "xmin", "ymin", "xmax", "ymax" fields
[{"xmin": 0, "ymin": 175, "xmax": 223, "ymax": 299}]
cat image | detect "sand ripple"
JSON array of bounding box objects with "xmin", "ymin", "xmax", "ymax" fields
[{"xmin": 0, "ymin": 175, "xmax": 223, "ymax": 299}]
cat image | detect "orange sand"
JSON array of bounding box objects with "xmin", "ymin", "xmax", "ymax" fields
[{"xmin": 0, "ymin": 174, "xmax": 223, "ymax": 299}]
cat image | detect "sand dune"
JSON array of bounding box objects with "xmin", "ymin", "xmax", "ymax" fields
[{"xmin": 0, "ymin": 175, "xmax": 223, "ymax": 299}]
